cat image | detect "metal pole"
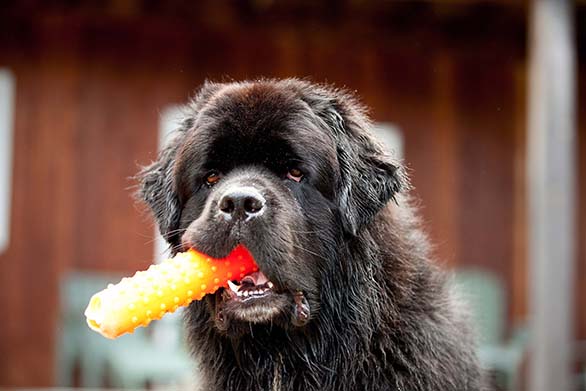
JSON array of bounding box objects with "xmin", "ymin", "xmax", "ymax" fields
[{"xmin": 527, "ymin": 1, "xmax": 576, "ymax": 391}]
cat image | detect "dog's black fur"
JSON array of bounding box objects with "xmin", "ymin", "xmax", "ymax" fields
[{"xmin": 138, "ymin": 79, "xmax": 483, "ymax": 390}]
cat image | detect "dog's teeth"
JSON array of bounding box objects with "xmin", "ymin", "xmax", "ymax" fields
[
  {"xmin": 243, "ymin": 291, "xmax": 249, "ymax": 297},
  {"xmin": 236, "ymin": 291, "xmax": 243, "ymax": 297},
  {"xmin": 227, "ymin": 280, "xmax": 240, "ymax": 294},
  {"xmin": 267, "ymin": 282, "xmax": 274, "ymax": 289}
]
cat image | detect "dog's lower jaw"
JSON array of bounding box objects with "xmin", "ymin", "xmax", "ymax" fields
[{"xmin": 213, "ymin": 290, "xmax": 311, "ymax": 332}]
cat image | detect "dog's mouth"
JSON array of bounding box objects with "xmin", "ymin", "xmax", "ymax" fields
[
  {"xmin": 225, "ymin": 271, "xmax": 274, "ymax": 300},
  {"xmin": 214, "ymin": 268, "xmax": 310, "ymax": 329}
]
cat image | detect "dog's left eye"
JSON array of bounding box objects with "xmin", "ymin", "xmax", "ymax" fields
[
  {"xmin": 286, "ymin": 167, "xmax": 304, "ymax": 182},
  {"xmin": 205, "ymin": 171, "xmax": 222, "ymax": 186}
]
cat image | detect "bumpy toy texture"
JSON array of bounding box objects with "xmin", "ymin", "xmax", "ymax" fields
[{"xmin": 84, "ymin": 245, "xmax": 258, "ymax": 339}]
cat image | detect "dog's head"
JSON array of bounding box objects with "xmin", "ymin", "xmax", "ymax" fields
[{"xmin": 138, "ymin": 79, "xmax": 404, "ymax": 336}]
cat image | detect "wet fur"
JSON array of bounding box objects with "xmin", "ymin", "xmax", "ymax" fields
[{"xmin": 138, "ymin": 79, "xmax": 484, "ymax": 390}]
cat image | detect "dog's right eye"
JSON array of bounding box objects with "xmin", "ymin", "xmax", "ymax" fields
[
  {"xmin": 205, "ymin": 171, "xmax": 221, "ymax": 187},
  {"xmin": 286, "ymin": 167, "xmax": 304, "ymax": 182}
]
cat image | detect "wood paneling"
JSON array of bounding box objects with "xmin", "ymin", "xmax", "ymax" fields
[
  {"xmin": 3, "ymin": 1, "xmax": 576, "ymax": 386},
  {"xmin": 453, "ymin": 53, "xmax": 518, "ymax": 324},
  {"xmin": 511, "ymin": 64, "xmax": 528, "ymax": 327},
  {"xmin": 0, "ymin": 36, "xmax": 197, "ymax": 384}
]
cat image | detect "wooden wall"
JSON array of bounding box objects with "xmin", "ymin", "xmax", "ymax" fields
[{"xmin": 0, "ymin": 1, "xmax": 582, "ymax": 386}]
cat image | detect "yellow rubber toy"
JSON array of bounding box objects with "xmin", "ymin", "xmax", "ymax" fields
[{"xmin": 85, "ymin": 245, "xmax": 258, "ymax": 339}]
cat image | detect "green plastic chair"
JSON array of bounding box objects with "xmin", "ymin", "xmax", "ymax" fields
[
  {"xmin": 56, "ymin": 271, "xmax": 125, "ymax": 387},
  {"xmin": 104, "ymin": 310, "xmax": 194, "ymax": 388},
  {"xmin": 56, "ymin": 271, "xmax": 194, "ymax": 388},
  {"xmin": 452, "ymin": 269, "xmax": 528, "ymax": 391}
]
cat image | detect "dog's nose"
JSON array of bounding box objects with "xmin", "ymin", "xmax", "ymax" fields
[{"xmin": 218, "ymin": 186, "xmax": 266, "ymax": 221}]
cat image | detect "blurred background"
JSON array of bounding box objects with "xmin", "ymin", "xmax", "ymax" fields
[{"xmin": 0, "ymin": 0, "xmax": 584, "ymax": 390}]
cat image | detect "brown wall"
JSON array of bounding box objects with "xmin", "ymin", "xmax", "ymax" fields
[{"xmin": 1, "ymin": 1, "xmax": 582, "ymax": 386}]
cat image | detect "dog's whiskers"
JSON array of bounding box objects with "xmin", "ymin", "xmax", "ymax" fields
[
  {"xmin": 140, "ymin": 227, "xmax": 188, "ymax": 247},
  {"xmin": 290, "ymin": 228, "xmax": 329, "ymax": 234},
  {"xmin": 169, "ymin": 243, "xmax": 186, "ymax": 253},
  {"xmin": 164, "ymin": 227, "xmax": 189, "ymax": 237},
  {"xmin": 291, "ymin": 243, "xmax": 328, "ymax": 262}
]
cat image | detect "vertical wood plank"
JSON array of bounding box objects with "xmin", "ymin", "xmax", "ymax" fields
[
  {"xmin": 430, "ymin": 53, "xmax": 461, "ymax": 268},
  {"xmin": 527, "ymin": 1, "xmax": 576, "ymax": 390},
  {"xmin": 511, "ymin": 63, "xmax": 528, "ymax": 325},
  {"xmin": 575, "ymin": 67, "xmax": 586, "ymax": 341}
]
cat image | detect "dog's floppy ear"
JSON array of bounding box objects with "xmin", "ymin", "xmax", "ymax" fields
[
  {"xmin": 136, "ymin": 129, "xmax": 185, "ymax": 244},
  {"xmin": 323, "ymin": 104, "xmax": 406, "ymax": 236},
  {"xmin": 137, "ymin": 81, "xmax": 223, "ymax": 244}
]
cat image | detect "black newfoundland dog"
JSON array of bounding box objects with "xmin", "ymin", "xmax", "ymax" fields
[{"xmin": 138, "ymin": 79, "xmax": 483, "ymax": 390}]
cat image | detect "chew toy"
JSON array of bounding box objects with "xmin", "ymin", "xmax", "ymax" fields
[{"xmin": 85, "ymin": 245, "xmax": 258, "ymax": 339}]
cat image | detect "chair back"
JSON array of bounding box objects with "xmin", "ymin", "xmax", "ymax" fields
[{"xmin": 453, "ymin": 269, "xmax": 505, "ymax": 346}]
